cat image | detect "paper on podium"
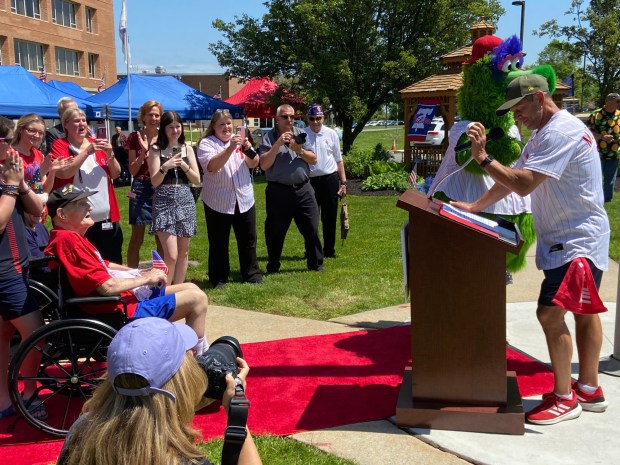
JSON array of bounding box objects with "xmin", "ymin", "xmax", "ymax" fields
[
  {"xmin": 439, "ymin": 203, "xmax": 519, "ymax": 244},
  {"xmin": 440, "ymin": 204, "xmax": 499, "ymax": 232}
]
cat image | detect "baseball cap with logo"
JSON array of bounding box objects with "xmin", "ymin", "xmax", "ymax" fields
[
  {"xmin": 307, "ymin": 103, "xmax": 324, "ymax": 116},
  {"xmin": 107, "ymin": 318, "xmax": 198, "ymax": 402},
  {"xmin": 47, "ymin": 184, "xmax": 97, "ymax": 218},
  {"xmin": 496, "ymin": 74, "xmax": 549, "ymax": 116},
  {"xmin": 605, "ymin": 93, "xmax": 620, "ymax": 102}
]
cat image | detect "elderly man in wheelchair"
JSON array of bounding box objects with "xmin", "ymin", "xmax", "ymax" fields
[
  {"xmin": 2, "ymin": 185, "xmax": 209, "ymax": 436},
  {"xmin": 44, "ymin": 185, "xmax": 209, "ymax": 352}
]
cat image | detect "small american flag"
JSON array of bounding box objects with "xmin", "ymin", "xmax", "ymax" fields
[
  {"xmin": 97, "ymin": 72, "xmax": 106, "ymax": 92},
  {"xmin": 39, "ymin": 66, "xmax": 47, "ymax": 83},
  {"xmin": 213, "ymin": 86, "xmax": 222, "ymax": 100},
  {"xmin": 152, "ymin": 250, "xmax": 168, "ymax": 274}
]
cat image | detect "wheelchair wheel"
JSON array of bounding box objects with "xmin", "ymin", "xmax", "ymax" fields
[
  {"xmin": 8, "ymin": 318, "xmax": 117, "ymax": 437},
  {"xmin": 29, "ymin": 279, "xmax": 60, "ymax": 321},
  {"xmin": 9, "ymin": 280, "xmax": 60, "ymax": 358}
]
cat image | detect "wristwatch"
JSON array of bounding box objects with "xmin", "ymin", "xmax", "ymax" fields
[
  {"xmin": 159, "ymin": 167, "xmax": 166, "ymax": 175},
  {"xmin": 298, "ymin": 148, "xmax": 305, "ymax": 157},
  {"xmin": 479, "ymin": 154, "xmax": 494, "ymax": 169}
]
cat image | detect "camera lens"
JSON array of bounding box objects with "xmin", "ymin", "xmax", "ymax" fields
[{"xmin": 195, "ymin": 336, "xmax": 243, "ymax": 400}]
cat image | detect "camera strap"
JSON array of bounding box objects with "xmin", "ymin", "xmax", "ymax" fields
[{"xmin": 222, "ymin": 380, "xmax": 250, "ymax": 465}]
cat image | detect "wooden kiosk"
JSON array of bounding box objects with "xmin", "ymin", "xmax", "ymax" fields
[{"xmin": 396, "ymin": 189, "xmax": 525, "ymax": 435}]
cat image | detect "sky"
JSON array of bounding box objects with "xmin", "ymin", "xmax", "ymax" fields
[{"xmin": 112, "ymin": 0, "xmax": 586, "ymax": 75}]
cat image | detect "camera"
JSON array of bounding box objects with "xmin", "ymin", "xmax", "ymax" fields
[
  {"xmin": 195, "ymin": 336, "xmax": 243, "ymax": 400},
  {"xmin": 294, "ymin": 133, "xmax": 307, "ymax": 144},
  {"xmin": 172, "ymin": 146, "xmax": 182, "ymax": 155}
]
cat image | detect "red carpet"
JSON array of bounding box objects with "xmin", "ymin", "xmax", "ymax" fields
[{"xmin": 1, "ymin": 325, "xmax": 554, "ymax": 464}]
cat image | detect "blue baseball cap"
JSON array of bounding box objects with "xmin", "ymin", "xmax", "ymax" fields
[
  {"xmin": 307, "ymin": 103, "xmax": 324, "ymax": 116},
  {"xmin": 107, "ymin": 318, "xmax": 198, "ymax": 402}
]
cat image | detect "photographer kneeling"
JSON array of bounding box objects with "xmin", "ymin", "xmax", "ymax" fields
[{"xmin": 57, "ymin": 317, "xmax": 262, "ymax": 465}]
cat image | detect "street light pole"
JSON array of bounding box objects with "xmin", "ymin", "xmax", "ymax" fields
[{"xmin": 512, "ymin": 1, "xmax": 525, "ymax": 48}]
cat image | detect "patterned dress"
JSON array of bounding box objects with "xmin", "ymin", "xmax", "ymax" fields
[{"xmin": 150, "ymin": 145, "xmax": 197, "ymax": 237}]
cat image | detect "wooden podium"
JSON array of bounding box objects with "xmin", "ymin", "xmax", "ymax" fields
[{"xmin": 396, "ymin": 189, "xmax": 525, "ymax": 435}]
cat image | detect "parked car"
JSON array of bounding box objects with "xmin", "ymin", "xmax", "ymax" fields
[{"xmin": 414, "ymin": 118, "xmax": 447, "ymax": 146}]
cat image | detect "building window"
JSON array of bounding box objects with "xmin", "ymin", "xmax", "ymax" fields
[
  {"xmin": 11, "ymin": 0, "xmax": 41, "ymax": 19},
  {"xmin": 56, "ymin": 47, "xmax": 79, "ymax": 76},
  {"xmin": 85, "ymin": 7, "xmax": 95, "ymax": 33},
  {"xmin": 88, "ymin": 53, "xmax": 97, "ymax": 78},
  {"xmin": 14, "ymin": 39, "xmax": 44, "ymax": 72},
  {"xmin": 52, "ymin": 0, "xmax": 76, "ymax": 29}
]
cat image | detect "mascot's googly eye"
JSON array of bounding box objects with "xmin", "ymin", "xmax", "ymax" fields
[{"xmin": 498, "ymin": 52, "xmax": 525, "ymax": 73}]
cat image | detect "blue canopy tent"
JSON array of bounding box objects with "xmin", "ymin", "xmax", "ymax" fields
[
  {"xmin": 47, "ymin": 80, "xmax": 92, "ymax": 99},
  {"xmin": 87, "ymin": 74, "xmax": 243, "ymax": 120},
  {"xmin": 0, "ymin": 66, "xmax": 101, "ymax": 119}
]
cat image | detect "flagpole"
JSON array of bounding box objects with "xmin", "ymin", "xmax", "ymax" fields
[
  {"xmin": 120, "ymin": 0, "xmax": 132, "ymax": 131},
  {"xmin": 127, "ymin": 48, "xmax": 132, "ymax": 132}
]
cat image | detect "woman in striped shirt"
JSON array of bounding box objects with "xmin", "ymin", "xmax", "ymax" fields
[{"xmin": 197, "ymin": 110, "xmax": 263, "ymax": 288}]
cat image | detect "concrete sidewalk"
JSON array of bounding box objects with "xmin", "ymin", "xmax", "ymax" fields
[{"xmin": 205, "ymin": 247, "xmax": 620, "ymax": 465}]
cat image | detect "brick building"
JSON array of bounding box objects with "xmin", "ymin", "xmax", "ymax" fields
[{"xmin": 0, "ymin": 0, "xmax": 116, "ymax": 93}]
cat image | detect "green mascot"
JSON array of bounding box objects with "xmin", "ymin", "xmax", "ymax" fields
[{"xmin": 429, "ymin": 34, "xmax": 538, "ymax": 276}]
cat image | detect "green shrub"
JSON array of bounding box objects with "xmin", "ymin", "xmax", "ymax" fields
[
  {"xmin": 362, "ymin": 170, "xmax": 410, "ymax": 191},
  {"xmin": 344, "ymin": 143, "xmax": 390, "ymax": 179},
  {"xmin": 369, "ymin": 160, "xmax": 404, "ymax": 176}
]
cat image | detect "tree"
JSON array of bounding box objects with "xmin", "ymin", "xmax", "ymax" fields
[
  {"xmin": 536, "ymin": 0, "xmax": 620, "ymax": 106},
  {"xmin": 210, "ymin": 0, "xmax": 503, "ymax": 153},
  {"xmin": 535, "ymin": 39, "xmax": 595, "ymax": 108}
]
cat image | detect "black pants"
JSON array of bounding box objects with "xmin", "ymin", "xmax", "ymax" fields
[
  {"xmin": 85, "ymin": 220, "xmax": 123, "ymax": 264},
  {"xmin": 265, "ymin": 181, "xmax": 323, "ymax": 272},
  {"xmin": 310, "ymin": 172, "xmax": 340, "ymax": 257},
  {"xmin": 203, "ymin": 202, "xmax": 262, "ymax": 285}
]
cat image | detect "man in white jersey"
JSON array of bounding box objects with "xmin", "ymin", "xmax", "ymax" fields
[{"xmin": 452, "ymin": 74, "xmax": 610, "ymax": 425}]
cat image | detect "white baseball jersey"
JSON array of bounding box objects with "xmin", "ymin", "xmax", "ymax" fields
[{"xmin": 515, "ymin": 110, "xmax": 610, "ymax": 271}]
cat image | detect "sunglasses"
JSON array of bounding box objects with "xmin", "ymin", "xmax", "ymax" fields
[
  {"xmin": 0, "ymin": 137, "xmax": 13, "ymax": 144},
  {"xmin": 308, "ymin": 116, "xmax": 323, "ymax": 122},
  {"xmin": 279, "ymin": 114, "xmax": 295, "ymax": 120}
]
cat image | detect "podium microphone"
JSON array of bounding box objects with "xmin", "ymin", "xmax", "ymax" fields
[{"xmin": 454, "ymin": 127, "xmax": 504, "ymax": 153}]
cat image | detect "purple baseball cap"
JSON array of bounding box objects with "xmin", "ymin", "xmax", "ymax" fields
[
  {"xmin": 307, "ymin": 103, "xmax": 324, "ymax": 116},
  {"xmin": 107, "ymin": 318, "xmax": 198, "ymax": 402}
]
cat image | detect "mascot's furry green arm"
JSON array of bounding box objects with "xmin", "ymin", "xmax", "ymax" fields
[{"xmin": 433, "ymin": 35, "xmax": 555, "ymax": 273}]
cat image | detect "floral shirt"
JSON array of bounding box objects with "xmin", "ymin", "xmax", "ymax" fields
[{"xmin": 587, "ymin": 107, "xmax": 620, "ymax": 160}]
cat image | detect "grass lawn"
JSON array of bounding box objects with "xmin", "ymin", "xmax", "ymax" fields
[
  {"xmin": 116, "ymin": 178, "xmax": 409, "ymax": 319},
  {"xmin": 199, "ymin": 436, "xmax": 357, "ymax": 465},
  {"xmin": 350, "ymin": 125, "xmax": 405, "ymax": 152}
]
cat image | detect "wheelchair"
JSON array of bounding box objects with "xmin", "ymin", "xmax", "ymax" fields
[{"xmin": 7, "ymin": 256, "xmax": 128, "ymax": 437}]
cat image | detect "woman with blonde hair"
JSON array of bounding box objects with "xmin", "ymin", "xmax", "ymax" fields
[
  {"xmin": 11, "ymin": 113, "xmax": 66, "ymax": 195},
  {"xmin": 57, "ymin": 317, "xmax": 261, "ymax": 465},
  {"xmin": 126, "ymin": 100, "xmax": 164, "ymax": 268},
  {"xmin": 197, "ymin": 110, "xmax": 262, "ymax": 289},
  {"xmin": 49, "ymin": 107, "xmax": 122, "ymax": 263}
]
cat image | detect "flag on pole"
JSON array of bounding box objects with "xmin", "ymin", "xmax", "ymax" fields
[
  {"xmin": 119, "ymin": 0, "xmax": 131, "ymax": 65},
  {"xmin": 152, "ymin": 250, "xmax": 169, "ymax": 275},
  {"xmin": 39, "ymin": 66, "xmax": 46, "ymax": 83},
  {"xmin": 97, "ymin": 72, "xmax": 106, "ymax": 92},
  {"xmin": 213, "ymin": 86, "xmax": 222, "ymax": 99}
]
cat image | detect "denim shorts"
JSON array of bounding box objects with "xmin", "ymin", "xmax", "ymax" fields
[
  {"xmin": 133, "ymin": 286, "xmax": 176, "ymax": 320},
  {"xmin": 538, "ymin": 258, "xmax": 603, "ymax": 307},
  {"xmin": 0, "ymin": 268, "xmax": 39, "ymax": 321},
  {"xmin": 128, "ymin": 179, "xmax": 155, "ymax": 225}
]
